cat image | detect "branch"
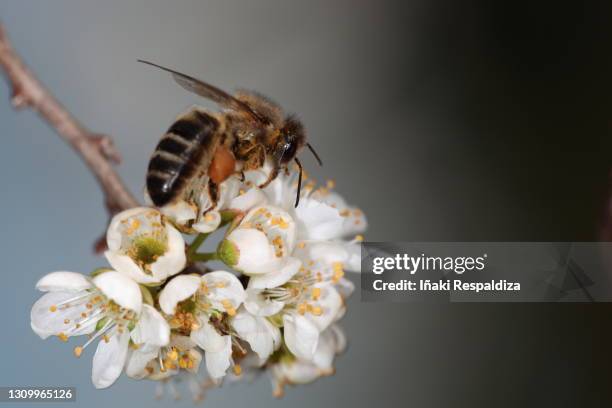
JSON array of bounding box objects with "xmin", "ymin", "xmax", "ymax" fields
[{"xmin": 0, "ymin": 23, "xmax": 139, "ymax": 251}]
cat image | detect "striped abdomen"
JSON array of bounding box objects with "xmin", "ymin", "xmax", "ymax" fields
[{"xmin": 146, "ymin": 109, "xmax": 220, "ymax": 207}]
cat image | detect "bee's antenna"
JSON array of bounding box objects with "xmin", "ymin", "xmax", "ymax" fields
[
  {"xmin": 306, "ymin": 143, "xmax": 323, "ymax": 166},
  {"xmin": 294, "ymin": 157, "xmax": 303, "ymax": 207}
]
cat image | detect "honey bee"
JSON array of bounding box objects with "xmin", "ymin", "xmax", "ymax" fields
[{"xmin": 139, "ymin": 60, "xmax": 322, "ymax": 212}]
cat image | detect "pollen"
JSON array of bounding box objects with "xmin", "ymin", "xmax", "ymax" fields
[
  {"xmin": 73, "ymin": 346, "xmax": 83, "ymax": 358},
  {"xmin": 57, "ymin": 332, "xmax": 68, "ymax": 342},
  {"xmin": 355, "ymin": 234, "xmax": 364, "ymax": 242},
  {"xmin": 221, "ymin": 299, "xmax": 237, "ymax": 316},
  {"xmin": 339, "ymin": 209, "xmax": 350, "ymax": 217},
  {"xmin": 204, "ymin": 213, "xmax": 216, "ymax": 222},
  {"xmin": 271, "ymin": 217, "xmax": 289, "ymax": 229},
  {"xmin": 216, "ymin": 281, "xmax": 227, "ymax": 289},
  {"xmin": 49, "ymin": 305, "xmax": 57, "ymax": 312},
  {"xmin": 233, "ymin": 364, "xmax": 242, "ymax": 376},
  {"xmin": 326, "ymin": 179, "xmax": 336, "ymax": 189},
  {"xmin": 297, "ymin": 303, "xmax": 307, "ymax": 315},
  {"xmin": 310, "ymin": 306, "xmax": 323, "ymax": 316},
  {"xmin": 311, "ymin": 287, "xmax": 321, "ymax": 301},
  {"xmin": 167, "ymin": 348, "xmax": 179, "ymax": 361},
  {"xmin": 297, "ymin": 242, "xmax": 306, "ymax": 249},
  {"xmin": 63, "ymin": 319, "xmax": 70, "ymax": 324},
  {"xmin": 125, "ymin": 219, "xmax": 141, "ymax": 236}
]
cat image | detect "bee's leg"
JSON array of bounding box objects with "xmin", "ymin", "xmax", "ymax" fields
[
  {"xmin": 242, "ymin": 144, "xmax": 266, "ymax": 171},
  {"xmin": 203, "ymin": 178, "xmax": 220, "ymax": 214},
  {"xmin": 234, "ymin": 170, "xmax": 245, "ymax": 182},
  {"xmin": 258, "ymin": 163, "xmax": 280, "ymax": 189}
]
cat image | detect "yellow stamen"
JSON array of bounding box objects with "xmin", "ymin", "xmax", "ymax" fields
[
  {"xmin": 233, "ymin": 364, "xmax": 242, "ymax": 376},
  {"xmin": 167, "ymin": 349, "xmax": 179, "ymax": 361},
  {"xmin": 297, "ymin": 303, "xmax": 307, "ymax": 315},
  {"xmin": 57, "ymin": 333, "xmax": 68, "ymax": 342},
  {"xmin": 49, "ymin": 305, "xmax": 57, "ymax": 312},
  {"xmin": 311, "ymin": 287, "xmax": 321, "ymax": 301},
  {"xmin": 73, "ymin": 346, "xmax": 83, "ymax": 358},
  {"xmin": 271, "ymin": 217, "xmax": 289, "ymax": 229},
  {"xmin": 310, "ymin": 306, "xmax": 323, "ymax": 316}
]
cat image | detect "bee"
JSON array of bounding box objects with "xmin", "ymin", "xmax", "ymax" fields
[{"xmin": 139, "ymin": 60, "xmax": 322, "ymax": 212}]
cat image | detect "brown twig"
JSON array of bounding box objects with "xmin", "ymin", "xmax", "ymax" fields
[{"xmin": 0, "ymin": 23, "xmax": 139, "ymax": 250}]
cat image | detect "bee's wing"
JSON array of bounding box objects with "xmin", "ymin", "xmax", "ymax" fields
[{"xmin": 138, "ymin": 60, "xmax": 267, "ymax": 124}]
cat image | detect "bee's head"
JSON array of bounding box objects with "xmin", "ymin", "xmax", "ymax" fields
[
  {"xmin": 276, "ymin": 115, "xmax": 305, "ymax": 164},
  {"xmin": 273, "ymin": 115, "xmax": 322, "ymax": 208}
]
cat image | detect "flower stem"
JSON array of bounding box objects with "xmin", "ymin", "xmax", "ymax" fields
[
  {"xmin": 187, "ymin": 233, "xmax": 209, "ymax": 257},
  {"xmin": 190, "ymin": 252, "xmax": 219, "ymax": 263}
]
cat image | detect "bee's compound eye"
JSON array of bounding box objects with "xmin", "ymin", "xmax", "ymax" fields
[{"xmin": 280, "ymin": 141, "xmax": 298, "ymax": 164}]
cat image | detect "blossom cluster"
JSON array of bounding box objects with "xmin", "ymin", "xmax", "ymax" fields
[{"xmin": 30, "ymin": 165, "xmax": 366, "ymax": 400}]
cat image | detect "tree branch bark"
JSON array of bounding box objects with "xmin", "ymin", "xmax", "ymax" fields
[{"xmin": 0, "ymin": 23, "xmax": 139, "ymax": 250}]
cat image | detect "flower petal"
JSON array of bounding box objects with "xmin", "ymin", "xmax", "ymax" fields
[
  {"xmin": 283, "ymin": 313, "xmax": 319, "ymax": 360},
  {"xmin": 160, "ymin": 200, "xmax": 197, "ymax": 225},
  {"xmin": 247, "ymin": 257, "xmax": 301, "ymax": 289},
  {"xmin": 193, "ymin": 211, "xmax": 222, "ymax": 233},
  {"xmin": 91, "ymin": 329, "xmax": 130, "ymax": 389},
  {"xmin": 104, "ymin": 251, "xmax": 160, "ymax": 285},
  {"xmin": 106, "ymin": 207, "xmax": 152, "ymax": 251},
  {"xmin": 201, "ymin": 271, "xmax": 245, "ymax": 311},
  {"xmin": 35, "ymin": 272, "xmax": 92, "ymax": 292},
  {"xmin": 244, "ymin": 289, "xmax": 284, "ymax": 317},
  {"xmin": 30, "ymin": 291, "xmax": 96, "ymax": 339},
  {"xmin": 131, "ymin": 304, "xmax": 170, "ymax": 347},
  {"xmin": 158, "ymin": 275, "xmax": 200, "ymax": 315},
  {"xmin": 230, "ymin": 188, "xmax": 268, "ymax": 212},
  {"xmin": 294, "ymin": 198, "xmax": 344, "ymax": 241},
  {"xmin": 93, "ymin": 271, "xmax": 142, "ymax": 314},
  {"xmin": 125, "ymin": 344, "xmax": 159, "ymax": 379},
  {"xmin": 277, "ymin": 361, "xmax": 320, "ymax": 385},
  {"xmin": 344, "ymin": 242, "xmax": 362, "ymax": 272},
  {"xmin": 191, "ymin": 318, "xmax": 226, "ymax": 353},
  {"xmin": 232, "ymin": 309, "xmax": 280, "ymax": 360},
  {"xmin": 226, "ymin": 228, "xmax": 281, "ymax": 275},
  {"xmin": 307, "ymin": 284, "xmax": 342, "ymax": 332},
  {"xmin": 149, "ymin": 224, "xmax": 187, "ymax": 280},
  {"xmin": 205, "ymin": 335, "xmax": 232, "ymax": 380}
]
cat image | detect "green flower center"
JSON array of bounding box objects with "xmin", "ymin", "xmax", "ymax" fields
[{"xmin": 131, "ymin": 236, "xmax": 167, "ymax": 266}]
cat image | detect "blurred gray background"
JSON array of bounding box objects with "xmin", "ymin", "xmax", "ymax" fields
[{"xmin": 1, "ymin": 1, "xmax": 612, "ymax": 407}]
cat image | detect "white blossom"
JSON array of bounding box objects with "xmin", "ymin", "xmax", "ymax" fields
[
  {"xmin": 219, "ymin": 205, "xmax": 298, "ymax": 275},
  {"xmin": 158, "ymin": 272, "xmax": 246, "ymax": 380},
  {"xmin": 270, "ymin": 325, "xmax": 347, "ymax": 397},
  {"xmin": 105, "ymin": 207, "xmax": 186, "ymax": 284},
  {"xmin": 31, "ymin": 160, "xmax": 366, "ymax": 396},
  {"xmin": 30, "ymin": 271, "xmax": 169, "ymax": 388}
]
